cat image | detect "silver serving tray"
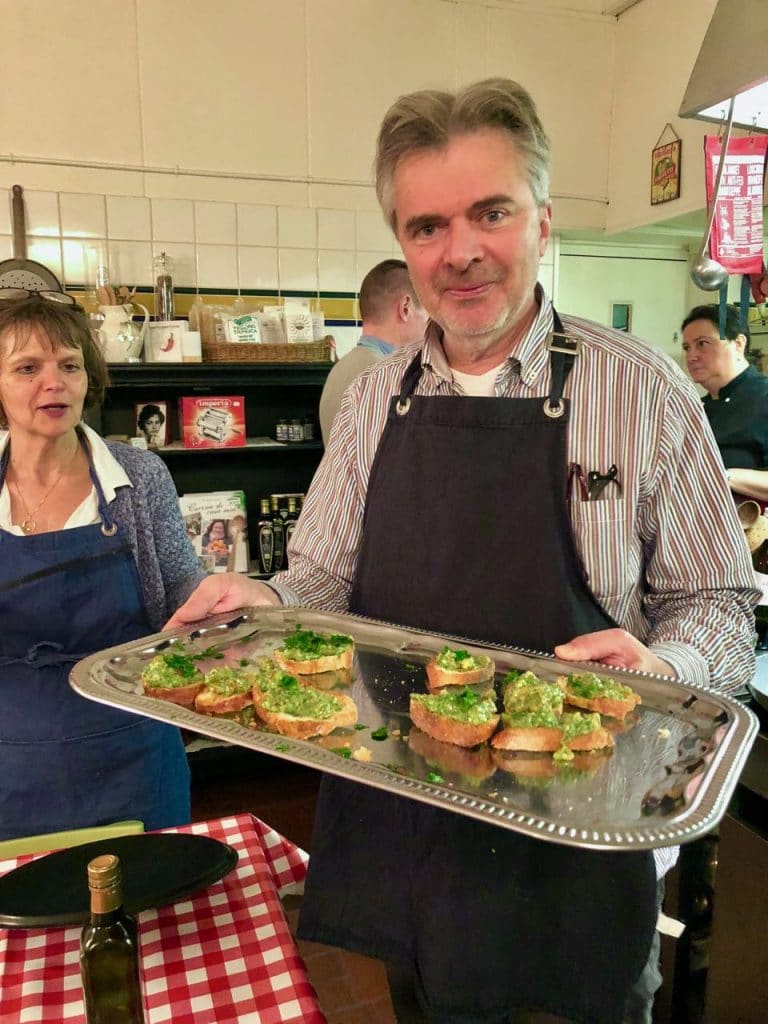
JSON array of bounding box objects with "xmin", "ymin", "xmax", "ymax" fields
[{"xmin": 70, "ymin": 608, "xmax": 758, "ymax": 851}]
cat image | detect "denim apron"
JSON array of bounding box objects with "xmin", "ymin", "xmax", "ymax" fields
[
  {"xmin": 298, "ymin": 314, "xmax": 657, "ymax": 1023},
  {"xmin": 0, "ymin": 433, "xmax": 190, "ymax": 840}
]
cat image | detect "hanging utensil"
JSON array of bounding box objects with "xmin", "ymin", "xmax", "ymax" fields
[
  {"xmin": 0, "ymin": 185, "xmax": 64, "ymax": 292},
  {"xmin": 690, "ymin": 99, "xmax": 735, "ymax": 292}
]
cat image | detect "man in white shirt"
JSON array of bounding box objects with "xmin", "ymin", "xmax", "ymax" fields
[{"xmin": 319, "ymin": 259, "xmax": 428, "ymax": 444}]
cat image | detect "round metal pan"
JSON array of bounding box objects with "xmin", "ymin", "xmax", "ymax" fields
[{"xmin": 0, "ymin": 184, "xmax": 64, "ymax": 291}]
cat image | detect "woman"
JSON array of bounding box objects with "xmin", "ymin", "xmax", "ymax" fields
[
  {"xmin": 202, "ymin": 518, "xmax": 231, "ymax": 566},
  {"xmin": 0, "ymin": 293, "xmax": 207, "ymax": 840},
  {"xmin": 682, "ymin": 304, "xmax": 768, "ymax": 504},
  {"xmin": 137, "ymin": 402, "xmax": 166, "ymax": 447}
]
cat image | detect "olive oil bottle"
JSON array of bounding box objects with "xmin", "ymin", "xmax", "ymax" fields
[
  {"xmin": 80, "ymin": 854, "xmax": 145, "ymax": 1024},
  {"xmin": 270, "ymin": 495, "xmax": 285, "ymax": 572},
  {"xmin": 257, "ymin": 498, "xmax": 274, "ymax": 574},
  {"xmin": 284, "ymin": 496, "xmax": 298, "ymax": 565}
]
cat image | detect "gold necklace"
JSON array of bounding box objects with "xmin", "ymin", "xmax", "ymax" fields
[{"xmin": 11, "ymin": 444, "xmax": 79, "ymax": 535}]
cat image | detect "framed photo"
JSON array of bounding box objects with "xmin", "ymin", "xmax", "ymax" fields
[
  {"xmin": 134, "ymin": 400, "xmax": 168, "ymax": 448},
  {"xmin": 650, "ymin": 139, "xmax": 681, "ymax": 205}
]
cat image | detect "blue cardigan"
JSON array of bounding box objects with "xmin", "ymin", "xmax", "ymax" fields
[{"xmin": 107, "ymin": 442, "xmax": 205, "ymax": 631}]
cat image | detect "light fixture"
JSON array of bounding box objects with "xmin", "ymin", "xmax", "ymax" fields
[{"xmin": 679, "ymin": 0, "xmax": 768, "ymax": 132}]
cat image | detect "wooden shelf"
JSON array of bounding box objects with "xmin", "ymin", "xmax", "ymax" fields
[{"xmin": 156, "ymin": 438, "xmax": 322, "ymax": 455}]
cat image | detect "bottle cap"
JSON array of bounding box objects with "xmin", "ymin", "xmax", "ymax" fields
[{"xmin": 87, "ymin": 854, "xmax": 121, "ymax": 889}]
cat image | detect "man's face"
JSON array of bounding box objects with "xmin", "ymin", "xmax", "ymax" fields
[
  {"xmin": 682, "ymin": 318, "xmax": 745, "ymax": 395},
  {"xmin": 393, "ymin": 129, "xmax": 551, "ymax": 353}
]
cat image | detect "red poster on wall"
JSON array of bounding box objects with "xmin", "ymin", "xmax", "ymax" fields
[{"xmin": 704, "ymin": 135, "xmax": 768, "ymax": 275}]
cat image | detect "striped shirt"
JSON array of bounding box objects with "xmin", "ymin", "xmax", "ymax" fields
[
  {"xmin": 273, "ymin": 288, "xmax": 758, "ymax": 696},
  {"xmin": 271, "ymin": 289, "xmax": 758, "ymax": 877}
]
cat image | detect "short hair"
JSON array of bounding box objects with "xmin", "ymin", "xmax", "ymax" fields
[
  {"xmin": 138, "ymin": 403, "xmax": 166, "ymax": 428},
  {"xmin": 375, "ymin": 77, "xmax": 551, "ymax": 231},
  {"xmin": 358, "ymin": 259, "xmax": 419, "ymax": 322},
  {"xmin": 0, "ymin": 296, "xmax": 109, "ymax": 428},
  {"xmin": 682, "ymin": 304, "xmax": 751, "ymax": 353}
]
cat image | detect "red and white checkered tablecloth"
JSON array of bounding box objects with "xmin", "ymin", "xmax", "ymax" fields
[{"xmin": 0, "ymin": 813, "xmax": 326, "ymax": 1024}]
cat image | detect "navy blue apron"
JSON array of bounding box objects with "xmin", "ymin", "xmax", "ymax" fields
[
  {"xmin": 0, "ymin": 432, "xmax": 190, "ymax": 840},
  {"xmin": 298, "ymin": 315, "xmax": 657, "ymax": 1023}
]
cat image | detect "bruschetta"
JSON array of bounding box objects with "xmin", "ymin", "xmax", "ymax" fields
[
  {"xmin": 141, "ymin": 648, "xmax": 205, "ymax": 709},
  {"xmin": 409, "ymin": 687, "xmax": 500, "ymax": 748},
  {"xmin": 194, "ymin": 666, "xmax": 255, "ymax": 715},
  {"xmin": 426, "ymin": 645, "xmax": 495, "ymax": 691},
  {"xmin": 556, "ymin": 671, "xmax": 641, "ymax": 720},
  {"xmin": 251, "ymin": 669, "xmax": 358, "ymax": 739},
  {"xmin": 273, "ymin": 625, "xmax": 355, "ymax": 675}
]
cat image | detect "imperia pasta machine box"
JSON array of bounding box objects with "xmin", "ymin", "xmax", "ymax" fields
[{"xmin": 179, "ymin": 395, "xmax": 246, "ymax": 448}]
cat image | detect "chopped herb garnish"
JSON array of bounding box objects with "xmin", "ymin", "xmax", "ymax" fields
[
  {"xmin": 239, "ymin": 658, "xmax": 251, "ymax": 667},
  {"xmin": 275, "ymin": 743, "xmax": 290, "ymax": 752},
  {"xmin": 371, "ymin": 726, "xmax": 389, "ymax": 741},
  {"xmin": 354, "ymin": 723, "xmax": 368, "ymax": 731},
  {"xmin": 161, "ymin": 652, "xmax": 198, "ymax": 678},
  {"xmin": 427, "ymin": 771, "xmax": 444, "ymax": 784},
  {"xmin": 334, "ymin": 747, "xmax": 353, "ymax": 758},
  {"xmin": 192, "ymin": 646, "xmax": 225, "ymax": 661}
]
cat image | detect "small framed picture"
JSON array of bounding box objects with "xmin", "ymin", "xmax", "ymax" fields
[{"xmin": 135, "ymin": 400, "xmax": 168, "ymax": 448}]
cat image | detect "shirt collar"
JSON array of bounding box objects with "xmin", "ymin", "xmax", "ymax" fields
[
  {"xmin": 716, "ymin": 364, "xmax": 752, "ymax": 399},
  {"xmin": 421, "ymin": 285, "xmax": 555, "ymax": 388},
  {"xmin": 358, "ymin": 335, "xmax": 396, "ymax": 356}
]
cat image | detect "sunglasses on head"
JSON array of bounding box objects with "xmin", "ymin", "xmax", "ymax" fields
[{"xmin": 0, "ymin": 288, "xmax": 77, "ymax": 306}]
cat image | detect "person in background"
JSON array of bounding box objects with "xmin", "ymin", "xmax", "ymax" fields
[
  {"xmin": 682, "ymin": 304, "xmax": 768, "ymax": 504},
  {"xmin": 137, "ymin": 402, "xmax": 166, "ymax": 448},
  {"xmin": 0, "ymin": 294, "xmax": 210, "ymax": 840},
  {"xmin": 167, "ymin": 79, "xmax": 758, "ymax": 1023},
  {"xmin": 319, "ymin": 259, "xmax": 429, "ymax": 444}
]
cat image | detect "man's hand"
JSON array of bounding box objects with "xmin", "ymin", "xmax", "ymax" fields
[
  {"xmin": 164, "ymin": 573, "xmax": 281, "ymax": 630},
  {"xmin": 554, "ymin": 628, "xmax": 675, "ymax": 677}
]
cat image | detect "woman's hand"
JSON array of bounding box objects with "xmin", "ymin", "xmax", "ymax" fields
[
  {"xmin": 164, "ymin": 573, "xmax": 281, "ymax": 630},
  {"xmin": 554, "ymin": 628, "xmax": 674, "ymax": 677}
]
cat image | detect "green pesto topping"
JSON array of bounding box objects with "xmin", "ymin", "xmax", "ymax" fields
[
  {"xmin": 253, "ymin": 657, "xmax": 291, "ymax": 690},
  {"xmin": 553, "ymin": 745, "xmax": 575, "ymax": 763},
  {"xmin": 261, "ymin": 673, "xmax": 341, "ymax": 720},
  {"xmin": 203, "ymin": 666, "xmax": 254, "ymax": 696},
  {"xmin": 560, "ymin": 711, "xmax": 602, "ymax": 741},
  {"xmin": 276, "ymin": 625, "xmax": 353, "ymax": 660},
  {"xmin": 503, "ymin": 672, "xmax": 563, "ymax": 726},
  {"xmin": 412, "ymin": 687, "xmax": 498, "ymax": 725},
  {"xmin": 142, "ymin": 652, "xmax": 203, "ymax": 689},
  {"xmin": 565, "ymin": 672, "xmax": 633, "ymax": 701},
  {"xmin": 434, "ymin": 646, "xmax": 491, "ymax": 673}
]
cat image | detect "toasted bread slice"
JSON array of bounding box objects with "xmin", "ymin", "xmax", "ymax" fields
[
  {"xmin": 556, "ymin": 671, "xmax": 641, "ymax": 720},
  {"xmin": 492, "ymin": 711, "xmax": 614, "ymax": 753},
  {"xmin": 194, "ymin": 666, "xmax": 256, "ymax": 715},
  {"xmin": 141, "ymin": 650, "xmax": 205, "ymax": 709},
  {"xmin": 194, "ymin": 688, "xmax": 253, "ymax": 715},
  {"xmin": 409, "ymin": 689, "xmax": 500, "ymax": 749},
  {"xmin": 273, "ymin": 625, "xmax": 355, "ymax": 675},
  {"xmin": 251, "ymin": 671, "xmax": 358, "ymax": 739},
  {"xmin": 426, "ymin": 646, "xmax": 495, "ymax": 691}
]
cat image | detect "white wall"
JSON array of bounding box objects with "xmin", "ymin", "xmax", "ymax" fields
[{"xmin": 557, "ymin": 241, "xmax": 690, "ymax": 361}]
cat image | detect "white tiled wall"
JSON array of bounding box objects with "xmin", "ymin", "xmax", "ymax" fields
[{"xmin": 1, "ymin": 187, "xmax": 400, "ymax": 293}]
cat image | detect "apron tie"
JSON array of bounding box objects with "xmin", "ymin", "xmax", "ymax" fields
[{"xmin": 0, "ymin": 640, "xmax": 90, "ymax": 669}]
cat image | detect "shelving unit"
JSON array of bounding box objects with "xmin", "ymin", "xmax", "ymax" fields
[{"xmin": 97, "ymin": 361, "xmax": 332, "ymax": 553}]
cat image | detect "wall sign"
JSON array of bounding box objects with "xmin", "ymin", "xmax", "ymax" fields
[
  {"xmin": 705, "ymin": 134, "xmax": 768, "ymax": 276},
  {"xmin": 650, "ymin": 125, "xmax": 682, "ymax": 206}
]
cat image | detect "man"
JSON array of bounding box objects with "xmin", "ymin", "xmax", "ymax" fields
[
  {"xmin": 169, "ymin": 79, "xmax": 757, "ymax": 1023},
  {"xmin": 682, "ymin": 303, "xmax": 768, "ymax": 504},
  {"xmin": 319, "ymin": 259, "xmax": 428, "ymax": 444}
]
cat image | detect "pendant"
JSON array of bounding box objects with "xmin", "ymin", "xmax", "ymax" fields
[{"xmin": 21, "ymin": 517, "xmax": 36, "ymax": 534}]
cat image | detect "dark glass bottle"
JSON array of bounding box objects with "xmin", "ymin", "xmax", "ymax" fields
[
  {"xmin": 284, "ymin": 496, "xmax": 298, "ymax": 567},
  {"xmin": 80, "ymin": 854, "xmax": 145, "ymax": 1024},
  {"xmin": 270, "ymin": 495, "xmax": 285, "ymax": 572},
  {"xmin": 257, "ymin": 498, "xmax": 274, "ymax": 574}
]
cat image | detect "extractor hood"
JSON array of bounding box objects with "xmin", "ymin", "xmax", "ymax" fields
[{"xmin": 679, "ymin": 0, "xmax": 768, "ymax": 132}]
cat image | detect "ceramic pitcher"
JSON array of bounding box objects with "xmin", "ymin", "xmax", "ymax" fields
[{"xmin": 98, "ymin": 303, "xmax": 149, "ymax": 363}]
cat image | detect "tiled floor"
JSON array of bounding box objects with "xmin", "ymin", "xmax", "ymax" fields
[{"xmin": 189, "ymin": 745, "xmax": 396, "ymax": 1022}]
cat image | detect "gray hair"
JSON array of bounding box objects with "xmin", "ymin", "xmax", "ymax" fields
[{"xmin": 375, "ymin": 77, "xmax": 551, "ymax": 232}]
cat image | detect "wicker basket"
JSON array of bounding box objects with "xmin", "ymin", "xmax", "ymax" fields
[{"xmin": 202, "ymin": 337, "xmax": 334, "ymax": 363}]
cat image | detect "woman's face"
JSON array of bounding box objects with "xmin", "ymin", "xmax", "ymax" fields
[
  {"xmin": 209, "ymin": 521, "xmax": 226, "ymax": 539},
  {"xmin": 143, "ymin": 413, "xmax": 163, "ymax": 437},
  {"xmin": 0, "ymin": 327, "xmax": 88, "ymax": 440},
  {"xmin": 682, "ymin": 318, "xmax": 746, "ymax": 396}
]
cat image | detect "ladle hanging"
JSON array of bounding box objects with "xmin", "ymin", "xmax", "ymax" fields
[{"xmin": 690, "ymin": 97, "xmax": 735, "ymax": 292}]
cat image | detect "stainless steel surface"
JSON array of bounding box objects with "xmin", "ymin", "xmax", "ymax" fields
[
  {"xmin": 747, "ymin": 650, "xmax": 768, "ymax": 712},
  {"xmin": 70, "ymin": 608, "xmax": 758, "ymax": 851}
]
